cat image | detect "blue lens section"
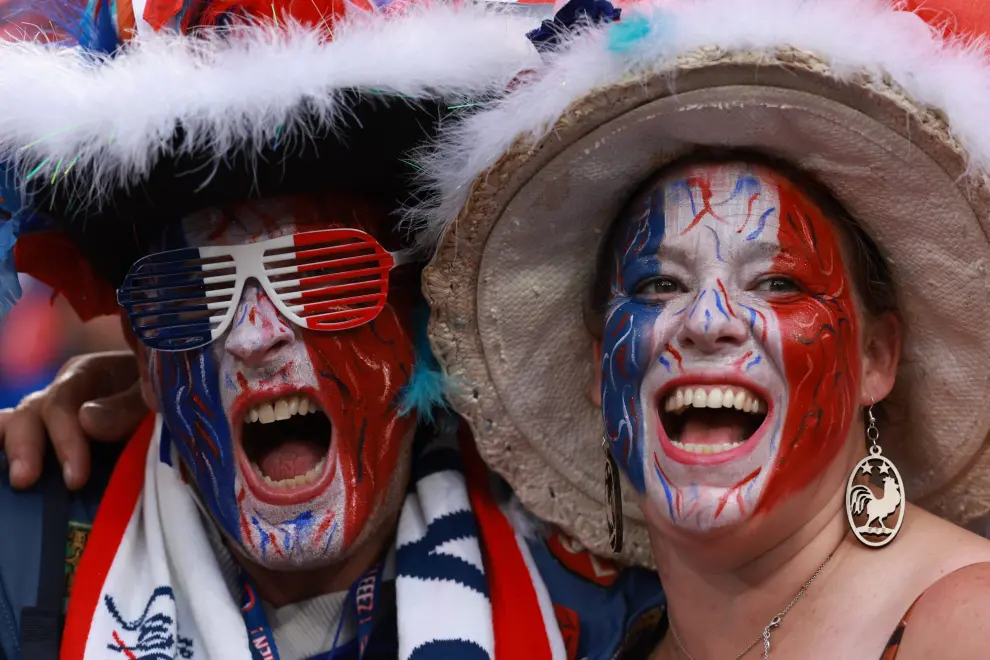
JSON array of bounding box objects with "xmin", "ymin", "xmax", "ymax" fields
[{"xmin": 118, "ymin": 247, "xmax": 221, "ymax": 351}]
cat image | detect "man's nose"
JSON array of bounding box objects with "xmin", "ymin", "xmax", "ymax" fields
[{"xmin": 224, "ymin": 283, "xmax": 294, "ymax": 366}]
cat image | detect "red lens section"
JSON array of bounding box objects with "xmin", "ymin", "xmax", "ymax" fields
[{"xmin": 264, "ymin": 229, "xmax": 394, "ymax": 331}]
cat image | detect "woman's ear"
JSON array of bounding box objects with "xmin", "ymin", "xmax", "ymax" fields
[
  {"xmin": 590, "ymin": 339, "xmax": 603, "ymax": 407},
  {"xmin": 120, "ymin": 311, "xmax": 159, "ymax": 412},
  {"xmin": 860, "ymin": 311, "xmax": 901, "ymax": 406}
]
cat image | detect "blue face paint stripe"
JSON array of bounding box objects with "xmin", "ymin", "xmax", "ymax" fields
[
  {"xmin": 739, "ymin": 304, "xmax": 757, "ymax": 329},
  {"xmin": 745, "ymin": 355, "xmax": 762, "ymax": 371},
  {"xmin": 714, "ymin": 289, "xmax": 731, "ymax": 321},
  {"xmin": 658, "ymin": 355, "xmax": 671, "ymax": 373},
  {"xmin": 706, "ymin": 225, "xmax": 724, "ymax": 262},
  {"xmin": 689, "ymin": 290, "xmax": 706, "ymax": 318},
  {"xmin": 704, "ymin": 309, "xmax": 712, "ymax": 333},
  {"xmin": 746, "ymin": 207, "xmax": 776, "ymax": 241},
  {"xmin": 654, "ymin": 462, "xmax": 675, "ymax": 519}
]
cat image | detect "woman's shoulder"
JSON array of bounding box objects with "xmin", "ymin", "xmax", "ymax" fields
[
  {"xmin": 892, "ymin": 561, "xmax": 990, "ymax": 659},
  {"xmin": 887, "ymin": 510, "xmax": 990, "ymax": 659}
]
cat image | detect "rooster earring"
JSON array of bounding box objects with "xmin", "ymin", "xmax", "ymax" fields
[
  {"xmin": 845, "ymin": 404, "xmax": 905, "ymax": 547},
  {"xmin": 602, "ymin": 434, "xmax": 623, "ymax": 553}
]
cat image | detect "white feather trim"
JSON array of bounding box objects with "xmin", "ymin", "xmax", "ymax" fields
[
  {"xmin": 0, "ymin": 3, "xmax": 542, "ymax": 207},
  {"xmin": 413, "ymin": 0, "xmax": 990, "ymax": 250}
]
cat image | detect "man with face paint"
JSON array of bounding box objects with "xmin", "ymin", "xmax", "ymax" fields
[{"xmin": 0, "ymin": 1, "xmax": 665, "ymax": 659}]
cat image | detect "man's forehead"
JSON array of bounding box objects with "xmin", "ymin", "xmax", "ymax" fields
[{"xmin": 176, "ymin": 194, "xmax": 390, "ymax": 249}]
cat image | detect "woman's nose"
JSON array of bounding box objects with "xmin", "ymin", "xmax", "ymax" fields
[{"xmin": 676, "ymin": 286, "xmax": 748, "ymax": 354}]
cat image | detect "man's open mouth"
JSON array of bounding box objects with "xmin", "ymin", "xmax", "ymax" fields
[
  {"xmin": 240, "ymin": 394, "xmax": 333, "ymax": 497},
  {"xmin": 659, "ymin": 384, "xmax": 768, "ymax": 458}
]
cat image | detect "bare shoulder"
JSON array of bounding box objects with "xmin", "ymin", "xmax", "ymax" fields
[{"xmin": 896, "ymin": 561, "xmax": 990, "ymax": 659}]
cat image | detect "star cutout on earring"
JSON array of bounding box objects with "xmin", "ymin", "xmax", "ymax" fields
[
  {"xmin": 861, "ymin": 463, "xmax": 874, "ymax": 475},
  {"xmin": 878, "ymin": 463, "xmax": 890, "ymax": 475}
]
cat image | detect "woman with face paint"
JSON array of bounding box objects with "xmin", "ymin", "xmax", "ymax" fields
[{"xmin": 417, "ymin": 0, "xmax": 990, "ymax": 658}]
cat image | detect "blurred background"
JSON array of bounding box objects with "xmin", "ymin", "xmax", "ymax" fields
[{"xmin": 0, "ymin": 277, "xmax": 128, "ymax": 409}]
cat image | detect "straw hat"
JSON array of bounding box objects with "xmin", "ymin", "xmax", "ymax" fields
[
  {"xmin": 420, "ymin": 0, "xmax": 990, "ymax": 566},
  {"xmin": 0, "ymin": 0, "xmax": 544, "ymax": 319}
]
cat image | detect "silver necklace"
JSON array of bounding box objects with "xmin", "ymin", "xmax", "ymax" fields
[{"xmin": 667, "ymin": 553, "xmax": 833, "ymax": 660}]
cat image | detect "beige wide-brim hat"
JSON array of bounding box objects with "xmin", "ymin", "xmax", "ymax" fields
[{"xmin": 417, "ymin": 0, "xmax": 990, "ymax": 567}]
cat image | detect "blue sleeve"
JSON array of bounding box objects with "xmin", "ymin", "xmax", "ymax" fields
[
  {"xmin": 0, "ymin": 444, "xmax": 121, "ymax": 660},
  {"xmin": 527, "ymin": 530, "xmax": 666, "ymax": 660}
]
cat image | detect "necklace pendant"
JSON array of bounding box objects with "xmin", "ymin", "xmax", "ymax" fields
[{"xmin": 845, "ymin": 444, "xmax": 905, "ymax": 547}]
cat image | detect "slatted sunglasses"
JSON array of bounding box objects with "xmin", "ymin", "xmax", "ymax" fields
[{"xmin": 118, "ymin": 228, "xmax": 416, "ymax": 351}]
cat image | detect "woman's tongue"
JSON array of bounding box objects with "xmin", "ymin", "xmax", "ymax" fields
[
  {"xmin": 679, "ymin": 409, "xmax": 749, "ymax": 446},
  {"xmin": 259, "ymin": 440, "xmax": 324, "ymax": 481}
]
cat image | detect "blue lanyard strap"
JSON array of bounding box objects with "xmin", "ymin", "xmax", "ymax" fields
[{"xmin": 240, "ymin": 560, "xmax": 386, "ymax": 660}]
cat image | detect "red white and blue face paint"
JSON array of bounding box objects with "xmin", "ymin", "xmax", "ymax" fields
[
  {"xmin": 601, "ymin": 162, "xmax": 861, "ymax": 531},
  {"xmin": 147, "ymin": 195, "xmax": 417, "ymax": 568}
]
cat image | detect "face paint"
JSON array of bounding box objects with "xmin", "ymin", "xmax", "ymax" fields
[
  {"xmin": 601, "ymin": 162, "xmax": 860, "ymax": 531},
  {"xmin": 150, "ymin": 195, "xmax": 417, "ymax": 568}
]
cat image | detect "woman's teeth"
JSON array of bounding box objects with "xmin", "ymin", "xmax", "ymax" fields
[
  {"xmin": 244, "ymin": 395, "xmax": 320, "ymax": 424},
  {"xmin": 670, "ymin": 440, "xmax": 743, "ymax": 454},
  {"xmin": 250, "ymin": 457, "xmax": 326, "ymax": 489},
  {"xmin": 663, "ymin": 385, "xmax": 766, "ymax": 414}
]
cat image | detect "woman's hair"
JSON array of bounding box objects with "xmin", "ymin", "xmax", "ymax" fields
[{"xmin": 586, "ymin": 150, "xmax": 898, "ymax": 336}]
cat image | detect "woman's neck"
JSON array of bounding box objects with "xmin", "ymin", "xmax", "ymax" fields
[{"xmin": 653, "ymin": 488, "xmax": 849, "ymax": 659}]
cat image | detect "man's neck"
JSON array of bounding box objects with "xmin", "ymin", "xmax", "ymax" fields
[
  {"xmin": 652, "ymin": 488, "xmax": 850, "ymax": 659},
  {"xmin": 234, "ymin": 522, "xmax": 394, "ymax": 608}
]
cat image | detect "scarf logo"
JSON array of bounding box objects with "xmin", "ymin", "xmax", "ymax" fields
[{"xmin": 105, "ymin": 586, "xmax": 194, "ymax": 659}]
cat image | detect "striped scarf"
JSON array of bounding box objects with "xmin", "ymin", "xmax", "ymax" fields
[{"xmin": 62, "ymin": 414, "xmax": 566, "ymax": 659}]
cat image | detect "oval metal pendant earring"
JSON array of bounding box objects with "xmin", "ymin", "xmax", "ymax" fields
[
  {"xmin": 602, "ymin": 434, "xmax": 624, "ymax": 553},
  {"xmin": 845, "ymin": 405, "xmax": 905, "ymax": 547}
]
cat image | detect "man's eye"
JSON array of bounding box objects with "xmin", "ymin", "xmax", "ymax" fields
[
  {"xmin": 634, "ymin": 277, "xmax": 683, "ymax": 297},
  {"xmin": 754, "ymin": 276, "xmax": 801, "ymax": 294}
]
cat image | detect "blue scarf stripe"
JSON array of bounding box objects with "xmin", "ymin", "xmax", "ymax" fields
[
  {"xmin": 408, "ymin": 640, "xmax": 490, "ymax": 660},
  {"xmin": 396, "ymin": 510, "xmax": 488, "ymax": 596}
]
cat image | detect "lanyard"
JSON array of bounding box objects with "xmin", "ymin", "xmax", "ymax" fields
[{"xmin": 240, "ymin": 560, "xmax": 385, "ymax": 660}]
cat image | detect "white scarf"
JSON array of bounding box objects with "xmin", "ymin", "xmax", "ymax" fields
[{"xmin": 61, "ymin": 415, "xmax": 565, "ymax": 660}]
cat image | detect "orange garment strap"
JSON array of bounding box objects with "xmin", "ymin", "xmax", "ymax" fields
[
  {"xmin": 61, "ymin": 415, "xmax": 157, "ymax": 659},
  {"xmin": 460, "ymin": 426, "xmax": 554, "ymax": 660}
]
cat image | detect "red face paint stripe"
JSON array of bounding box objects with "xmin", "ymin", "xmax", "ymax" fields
[
  {"xmin": 713, "ymin": 467, "xmax": 762, "ymax": 520},
  {"xmin": 313, "ymin": 511, "xmax": 337, "ymax": 549},
  {"xmin": 716, "ymin": 279, "xmax": 735, "ymax": 316},
  {"xmin": 754, "ymin": 173, "xmax": 861, "ymax": 515}
]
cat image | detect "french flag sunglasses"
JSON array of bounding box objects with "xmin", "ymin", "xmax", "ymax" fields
[{"xmin": 117, "ymin": 228, "xmax": 416, "ymax": 351}]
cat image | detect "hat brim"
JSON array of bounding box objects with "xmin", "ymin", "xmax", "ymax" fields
[{"xmin": 423, "ymin": 11, "xmax": 990, "ymax": 565}]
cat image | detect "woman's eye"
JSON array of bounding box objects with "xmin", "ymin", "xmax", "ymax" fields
[
  {"xmin": 754, "ymin": 276, "xmax": 801, "ymax": 294},
  {"xmin": 634, "ymin": 277, "xmax": 683, "ymax": 297}
]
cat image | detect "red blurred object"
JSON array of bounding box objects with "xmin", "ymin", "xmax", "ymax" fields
[
  {"xmin": 14, "ymin": 231, "xmax": 119, "ymax": 323},
  {"xmin": 901, "ymin": 0, "xmax": 990, "ymax": 39},
  {"xmin": 144, "ymin": 0, "xmax": 377, "ymax": 32},
  {"xmin": 0, "ymin": 284, "xmax": 61, "ymax": 380}
]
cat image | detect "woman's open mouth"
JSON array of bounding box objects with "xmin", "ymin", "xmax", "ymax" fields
[
  {"xmin": 237, "ymin": 392, "xmax": 336, "ymax": 505},
  {"xmin": 658, "ymin": 384, "xmax": 769, "ymax": 464}
]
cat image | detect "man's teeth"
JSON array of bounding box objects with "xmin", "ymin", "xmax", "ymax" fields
[
  {"xmin": 244, "ymin": 395, "xmax": 320, "ymax": 424},
  {"xmin": 250, "ymin": 457, "xmax": 326, "ymax": 489},
  {"xmin": 662, "ymin": 385, "xmax": 767, "ymax": 414}
]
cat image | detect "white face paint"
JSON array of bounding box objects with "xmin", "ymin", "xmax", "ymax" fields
[{"xmin": 601, "ymin": 162, "xmax": 861, "ymax": 533}]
